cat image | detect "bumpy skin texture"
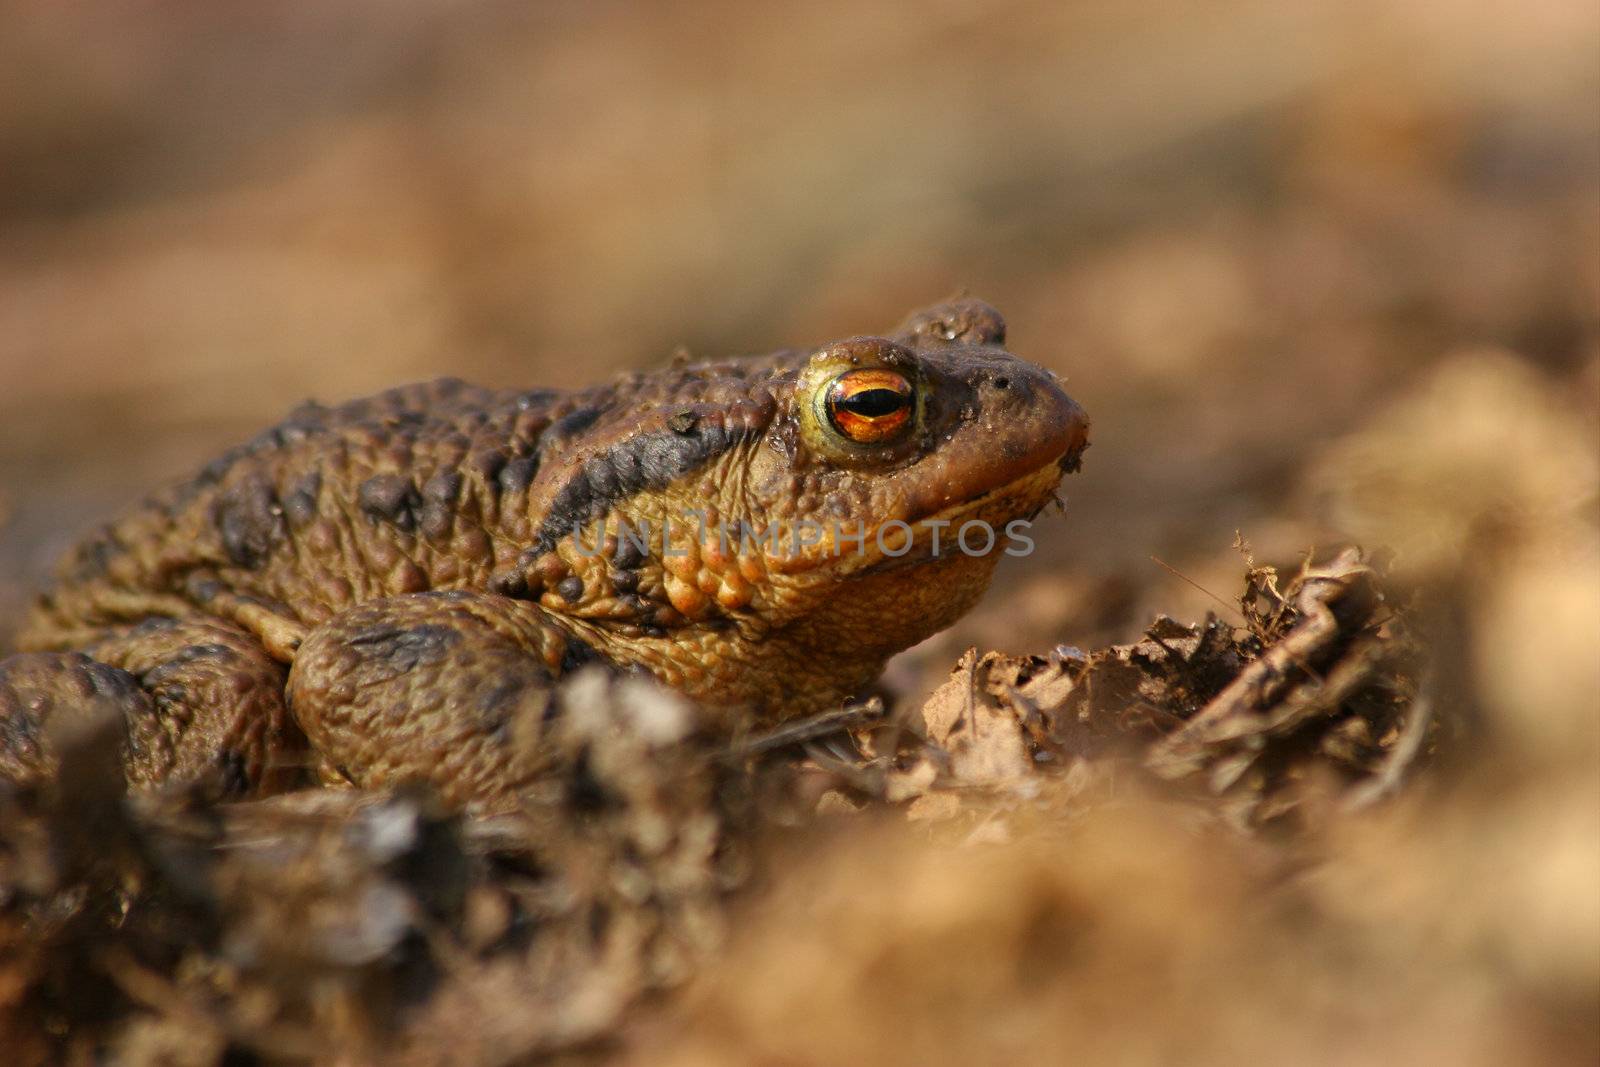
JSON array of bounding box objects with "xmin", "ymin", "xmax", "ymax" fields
[{"xmin": 3, "ymin": 298, "xmax": 1089, "ymax": 809}]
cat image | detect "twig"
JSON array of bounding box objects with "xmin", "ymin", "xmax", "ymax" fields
[
  {"xmin": 1150, "ymin": 555, "xmax": 1248, "ymax": 625},
  {"xmin": 725, "ymin": 699, "xmax": 886, "ymax": 759}
]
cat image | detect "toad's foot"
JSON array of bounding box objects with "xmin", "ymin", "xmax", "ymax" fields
[{"xmin": 0, "ymin": 618, "xmax": 304, "ymax": 798}]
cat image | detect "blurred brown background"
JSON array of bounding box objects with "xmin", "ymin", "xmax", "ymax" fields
[
  {"xmin": 1, "ymin": 0, "xmax": 1596, "ymax": 659},
  {"xmin": 2, "ymin": 5, "xmax": 1598, "ymax": 1063}
]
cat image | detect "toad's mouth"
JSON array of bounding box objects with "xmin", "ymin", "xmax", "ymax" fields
[
  {"xmin": 766, "ymin": 457, "xmax": 1072, "ymax": 578},
  {"xmin": 757, "ymin": 397, "xmax": 1087, "ymax": 576},
  {"xmin": 870, "ymin": 460, "xmax": 1069, "ymax": 568}
]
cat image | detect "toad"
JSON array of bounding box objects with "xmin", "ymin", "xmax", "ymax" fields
[{"xmin": 0, "ymin": 298, "xmax": 1088, "ymax": 808}]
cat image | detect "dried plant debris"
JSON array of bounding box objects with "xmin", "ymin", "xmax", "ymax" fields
[
  {"xmin": 0, "ymin": 670, "xmax": 748, "ymax": 1067},
  {"xmin": 875, "ymin": 547, "xmax": 1425, "ymax": 834},
  {"xmin": 0, "ymin": 549, "xmax": 1430, "ymax": 1065}
]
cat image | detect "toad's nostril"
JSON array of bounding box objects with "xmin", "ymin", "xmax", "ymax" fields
[{"xmin": 994, "ymin": 377, "xmax": 1010, "ymax": 390}]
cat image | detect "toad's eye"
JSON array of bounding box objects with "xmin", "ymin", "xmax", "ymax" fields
[{"xmin": 822, "ymin": 369, "xmax": 915, "ymax": 445}]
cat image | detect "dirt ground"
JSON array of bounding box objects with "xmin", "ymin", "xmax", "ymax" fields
[{"xmin": 1, "ymin": 2, "xmax": 1596, "ymax": 1064}]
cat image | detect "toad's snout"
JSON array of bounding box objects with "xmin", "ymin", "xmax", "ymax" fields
[
  {"xmin": 975, "ymin": 362, "xmax": 1089, "ymax": 484},
  {"xmin": 1057, "ymin": 393, "xmax": 1090, "ymax": 474},
  {"xmin": 902, "ymin": 356, "xmax": 1089, "ymax": 519}
]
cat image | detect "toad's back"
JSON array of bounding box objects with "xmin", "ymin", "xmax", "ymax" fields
[
  {"xmin": 25, "ymin": 379, "xmax": 556, "ymax": 649},
  {"xmin": 23, "ymin": 358, "xmax": 801, "ymax": 656}
]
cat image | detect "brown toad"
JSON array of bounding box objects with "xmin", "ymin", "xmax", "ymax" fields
[{"xmin": 0, "ymin": 298, "xmax": 1089, "ymax": 808}]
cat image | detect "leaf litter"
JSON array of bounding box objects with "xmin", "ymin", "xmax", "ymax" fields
[{"xmin": 0, "ymin": 543, "xmax": 1449, "ymax": 1065}]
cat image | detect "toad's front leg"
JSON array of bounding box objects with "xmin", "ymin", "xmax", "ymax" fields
[{"xmin": 286, "ymin": 591, "xmax": 593, "ymax": 810}]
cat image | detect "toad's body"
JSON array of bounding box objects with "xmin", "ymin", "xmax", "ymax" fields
[{"xmin": 1, "ymin": 300, "xmax": 1087, "ymax": 807}]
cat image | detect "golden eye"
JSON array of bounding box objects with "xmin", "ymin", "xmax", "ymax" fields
[{"xmin": 823, "ymin": 369, "xmax": 915, "ymax": 445}]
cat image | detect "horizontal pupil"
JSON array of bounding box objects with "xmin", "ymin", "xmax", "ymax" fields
[{"xmin": 838, "ymin": 388, "xmax": 907, "ymax": 418}]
